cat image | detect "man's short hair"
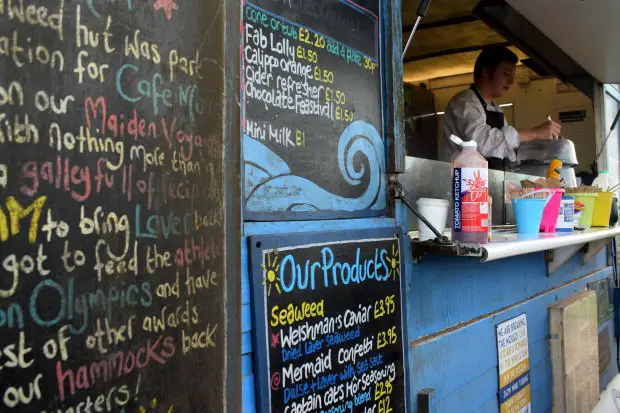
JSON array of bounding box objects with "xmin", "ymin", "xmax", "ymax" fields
[{"xmin": 473, "ymin": 46, "xmax": 518, "ymax": 82}]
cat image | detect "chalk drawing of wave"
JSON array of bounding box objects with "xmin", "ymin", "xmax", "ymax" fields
[{"xmin": 244, "ymin": 120, "xmax": 386, "ymax": 213}]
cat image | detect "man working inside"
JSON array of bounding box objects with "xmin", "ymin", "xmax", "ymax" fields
[{"xmin": 443, "ymin": 46, "xmax": 561, "ymax": 170}]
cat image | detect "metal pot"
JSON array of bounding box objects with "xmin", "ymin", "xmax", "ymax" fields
[
  {"xmin": 516, "ymin": 138, "xmax": 578, "ymax": 187},
  {"xmin": 516, "ymin": 139, "xmax": 578, "ymax": 166}
]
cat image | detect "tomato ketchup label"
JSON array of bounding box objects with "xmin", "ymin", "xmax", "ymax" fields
[{"xmin": 452, "ymin": 167, "xmax": 489, "ymax": 232}]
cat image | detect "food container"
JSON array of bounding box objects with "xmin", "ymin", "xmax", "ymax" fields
[
  {"xmin": 555, "ymin": 195, "xmax": 574, "ymax": 232},
  {"xmin": 591, "ymin": 191, "xmax": 613, "ymax": 227},
  {"xmin": 573, "ymin": 193, "xmax": 598, "ymax": 228},
  {"xmin": 416, "ymin": 198, "xmax": 450, "ymax": 241},
  {"xmin": 538, "ymin": 188, "xmax": 564, "ymax": 232},
  {"xmin": 512, "ymin": 189, "xmax": 553, "ymax": 234}
]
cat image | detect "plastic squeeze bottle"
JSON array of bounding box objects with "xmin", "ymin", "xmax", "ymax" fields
[{"xmin": 450, "ymin": 134, "xmax": 489, "ymax": 244}]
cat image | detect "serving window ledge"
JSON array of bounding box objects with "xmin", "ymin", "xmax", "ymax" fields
[{"xmin": 410, "ymin": 227, "xmax": 620, "ymax": 263}]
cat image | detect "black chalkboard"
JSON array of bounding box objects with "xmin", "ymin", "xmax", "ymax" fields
[
  {"xmin": 0, "ymin": 1, "xmax": 231, "ymax": 412},
  {"xmin": 250, "ymin": 230, "xmax": 407, "ymax": 413},
  {"xmin": 241, "ymin": 0, "xmax": 387, "ymax": 220}
]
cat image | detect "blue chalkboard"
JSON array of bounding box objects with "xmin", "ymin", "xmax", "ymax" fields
[{"xmin": 241, "ymin": 0, "xmax": 387, "ymax": 220}]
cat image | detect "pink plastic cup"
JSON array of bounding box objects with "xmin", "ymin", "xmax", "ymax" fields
[{"xmin": 537, "ymin": 188, "xmax": 565, "ymax": 232}]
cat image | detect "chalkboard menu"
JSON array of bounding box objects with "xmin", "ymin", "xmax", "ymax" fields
[
  {"xmin": 241, "ymin": 0, "xmax": 387, "ymax": 220},
  {"xmin": 250, "ymin": 230, "xmax": 407, "ymax": 413},
  {"xmin": 0, "ymin": 1, "xmax": 230, "ymax": 412}
]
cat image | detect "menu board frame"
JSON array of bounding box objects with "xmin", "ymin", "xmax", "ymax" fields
[
  {"xmin": 240, "ymin": 0, "xmax": 388, "ymax": 221},
  {"xmin": 249, "ymin": 228, "xmax": 408, "ymax": 413}
]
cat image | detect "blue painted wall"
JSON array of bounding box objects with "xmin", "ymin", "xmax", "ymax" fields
[
  {"xmin": 408, "ymin": 250, "xmax": 617, "ymax": 413},
  {"xmin": 242, "ymin": 205, "xmax": 618, "ymax": 413},
  {"xmin": 409, "ymin": 251, "xmax": 608, "ymax": 339}
]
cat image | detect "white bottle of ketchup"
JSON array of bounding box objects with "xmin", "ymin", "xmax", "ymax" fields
[{"xmin": 450, "ymin": 135, "xmax": 489, "ymax": 244}]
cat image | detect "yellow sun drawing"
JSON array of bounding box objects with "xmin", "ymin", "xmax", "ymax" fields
[
  {"xmin": 261, "ymin": 251, "xmax": 281, "ymax": 296},
  {"xmin": 387, "ymin": 243, "xmax": 400, "ymax": 280}
]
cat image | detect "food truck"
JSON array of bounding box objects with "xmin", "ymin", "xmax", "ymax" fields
[
  {"xmin": 2, "ymin": 0, "xmax": 620, "ymax": 412},
  {"xmin": 242, "ymin": 1, "xmax": 620, "ymax": 412}
]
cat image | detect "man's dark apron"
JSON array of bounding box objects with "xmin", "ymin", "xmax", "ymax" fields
[{"xmin": 470, "ymin": 85, "xmax": 507, "ymax": 171}]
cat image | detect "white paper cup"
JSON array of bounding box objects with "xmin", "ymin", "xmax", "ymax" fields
[{"xmin": 416, "ymin": 198, "xmax": 450, "ymax": 241}]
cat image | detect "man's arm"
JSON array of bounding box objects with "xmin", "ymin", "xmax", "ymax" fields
[
  {"xmin": 518, "ymin": 120, "xmax": 562, "ymax": 142},
  {"xmin": 452, "ymin": 99, "xmax": 519, "ymax": 159}
]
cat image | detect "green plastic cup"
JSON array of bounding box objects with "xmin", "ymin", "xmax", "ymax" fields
[{"xmin": 573, "ymin": 193, "xmax": 598, "ymax": 228}]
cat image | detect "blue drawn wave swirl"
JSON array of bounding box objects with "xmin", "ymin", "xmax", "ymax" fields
[{"xmin": 244, "ymin": 120, "xmax": 386, "ymax": 212}]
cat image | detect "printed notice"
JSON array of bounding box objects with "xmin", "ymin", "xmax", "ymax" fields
[
  {"xmin": 253, "ymin": 236, "xmax": 406, "ymax": 413},
  {"xmin": 496, "ymin": 314, "xmax": 531, "ymax": 413}
]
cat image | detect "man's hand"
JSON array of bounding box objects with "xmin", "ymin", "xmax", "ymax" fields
[
  {"xmin": 532, "ymin": 120, "xmax": 561, "ymax": 139},
  {"xmin": 518, "ymin": 120, "xmax": 562, "ymax": 142}
]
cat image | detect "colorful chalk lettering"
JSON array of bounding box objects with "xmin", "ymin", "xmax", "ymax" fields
[
  {"xmin": 241, "ymin": 0, "xmax": 385, "ymax": 218},
  {"xmin": 0, "ymin": 0, "xmax": 227, "ymax": 411},
  {"xmin": 252, "ymin": 235, "xmax": 407, "ymax": 413}
]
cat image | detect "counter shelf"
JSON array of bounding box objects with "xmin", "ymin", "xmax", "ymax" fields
[{"xmin": 411, "ymin": 226, "xmax": 620, "ymax": 264}]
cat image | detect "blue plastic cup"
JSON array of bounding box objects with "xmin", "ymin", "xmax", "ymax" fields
[{"xmin": 512, "ymin": 189, "xmax": 553, "ymax": 234}]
